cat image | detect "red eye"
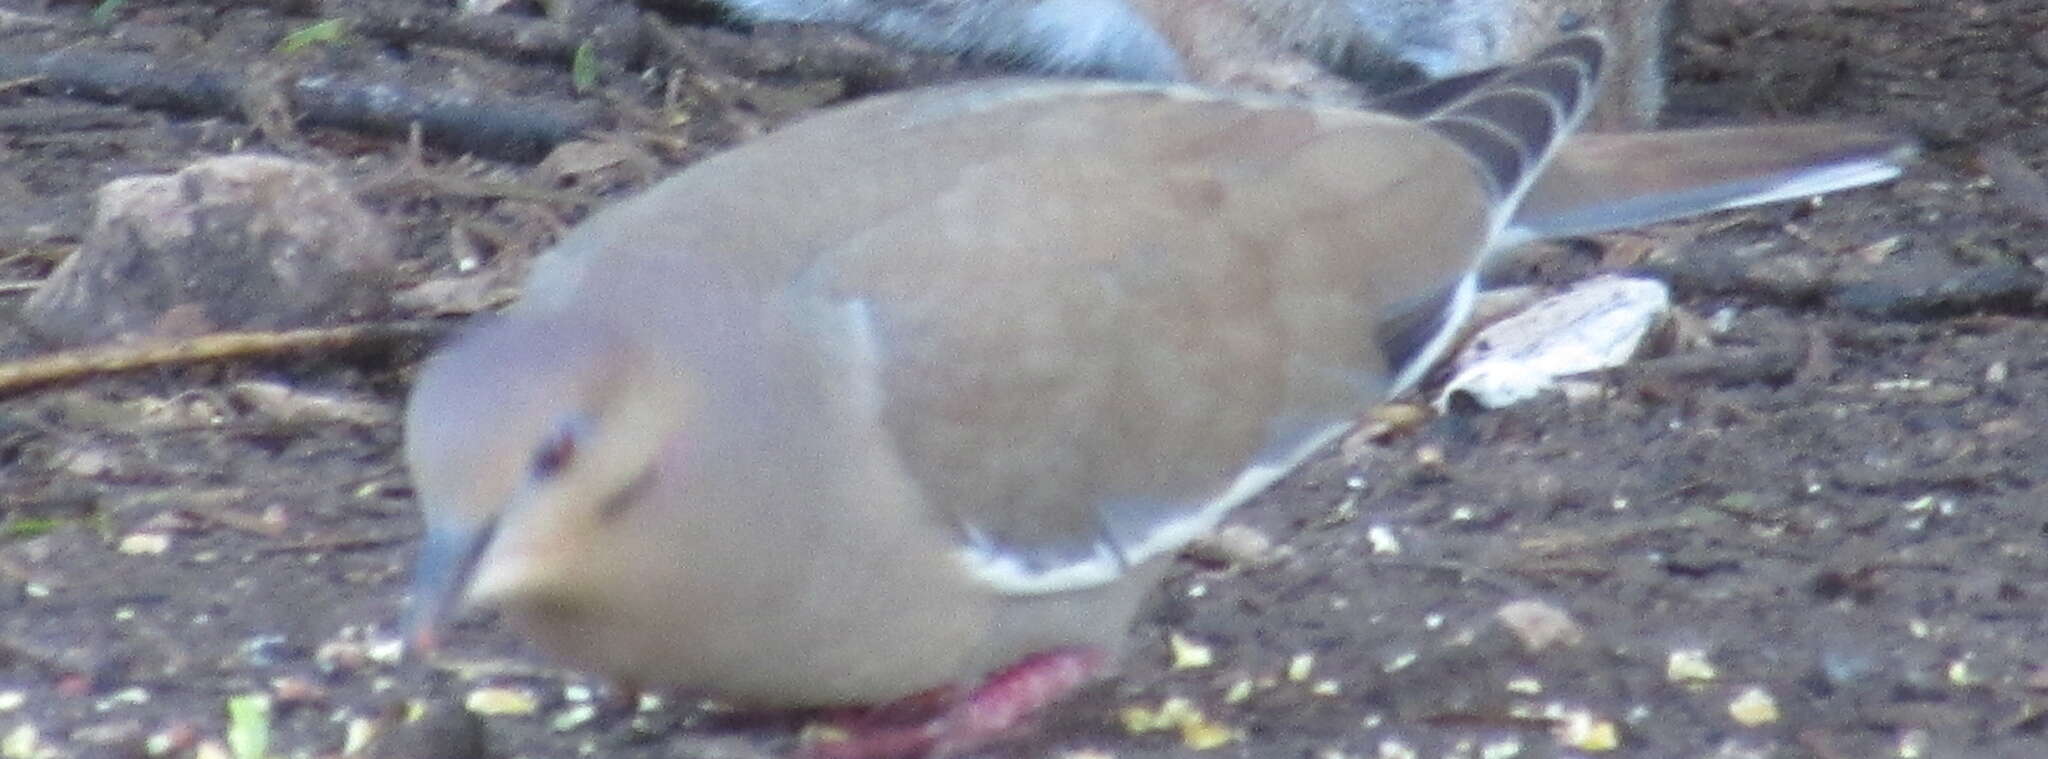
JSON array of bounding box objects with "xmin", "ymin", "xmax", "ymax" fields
[{"xmin": 530, "ymin": 429, "xmax": 576, "ymax": 481}]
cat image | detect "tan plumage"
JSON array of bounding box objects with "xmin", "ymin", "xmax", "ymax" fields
[{"xmin": 403, "ymin": 31, "xmax": 1910, "ymax": 752}]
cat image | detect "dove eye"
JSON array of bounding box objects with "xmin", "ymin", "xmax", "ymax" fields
[{"xmin": 529, "ymin": 421, "xmax": 581, "ymax": 482}]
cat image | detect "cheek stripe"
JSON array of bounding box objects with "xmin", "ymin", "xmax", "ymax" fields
[{"xmin": 600, "ymin": 468, "xmax": 656, "ymax": 522}]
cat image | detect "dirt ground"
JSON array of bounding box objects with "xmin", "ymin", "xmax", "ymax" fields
[{"xmin": 2, "ymin": 0, "xmax": 2046, "ymax": 757}]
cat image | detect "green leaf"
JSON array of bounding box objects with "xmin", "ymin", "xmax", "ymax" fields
[
  {"xmin": 89, "ymin": 0, "xmax": 127, "ymax": 25},
  {"xmin": 1, "ymin": 517, "xmax": 61, "ymax": 539},
  {"xmin": 276, "ymin": 19, "xmax": 350, "ymax": 54},
  {"xmin": 571, "ymin": 40, "xmax": 600, "ymax": 93},
  {"xmin": 226, "ymin": 694, "xmax": 271, "ymax": 759}
]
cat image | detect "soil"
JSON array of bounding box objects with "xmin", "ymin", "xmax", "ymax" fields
[{"xmin": 3, "ymin": 0, "xmax": 2047, "ymax": 758}]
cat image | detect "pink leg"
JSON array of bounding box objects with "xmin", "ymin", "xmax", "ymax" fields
[{"xmin": 799, "ymin": 647, "xmax": 1110, "ymax": 759}]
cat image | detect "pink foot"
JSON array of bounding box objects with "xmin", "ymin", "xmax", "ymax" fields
[{"xmin": 798, "ymin": 647, "xmax": 1110, "ymax": 759}]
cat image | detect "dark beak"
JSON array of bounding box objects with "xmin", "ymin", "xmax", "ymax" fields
[{"xmin": 403, "ymin": 520, "xmax": 495, "ymax": 655}]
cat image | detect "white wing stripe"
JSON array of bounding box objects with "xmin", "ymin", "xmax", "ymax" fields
[{"xmin": 957, "ymin": 420, "xmax": 1353, "ymax": 595}]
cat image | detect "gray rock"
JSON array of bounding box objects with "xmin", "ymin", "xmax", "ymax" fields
[{"xmin": 22, "ymin": 154, "xmax": 395, "ymax": 345}]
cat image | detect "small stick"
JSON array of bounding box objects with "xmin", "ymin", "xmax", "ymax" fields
[
  {"xmin": 0, "ymin": 321, "xmax": 449, "ymax": 399},
  {"xmin": 0, "ymin": 49, "xmax": 601, "ymax": 161},
  {"xmin": 328, "ymin": 0, "xmax": 646, "ymax": 68}
]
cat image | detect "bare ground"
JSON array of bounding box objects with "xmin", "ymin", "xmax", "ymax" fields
[{"xmin": 3, "ymin": 0, "xmax": 2048, "ymax": 758}]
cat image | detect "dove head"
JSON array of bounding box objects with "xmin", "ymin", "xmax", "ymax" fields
[{"xmin": 400, "ymin": 313, "xmax": 697, "ymax": 651}]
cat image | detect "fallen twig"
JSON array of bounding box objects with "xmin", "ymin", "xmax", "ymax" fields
[
  {"xmin": 0, "ymin": 102, "xmax": 153, "ymax": 133},
  {"xmin": 0, "ymin": 321, "xmax": 449, "ymax": 399},
  {"xmin": 1604, "ymin": 342, "xmax": 1805, "ymax": 388},
  {"xmin": 0, "ymin": 49, "xmax": 602, "ymax": 161},
  {"xmin": 327, "ymin": 0, "xmax": 647, "ymax": 69},
  {"xmin": 259, "ymin": 533, "xmax": 409, "ymax": 554}
]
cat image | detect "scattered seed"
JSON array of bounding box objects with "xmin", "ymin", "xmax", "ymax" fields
[
  {"xmin": 96, "ymin": 687, "xmax": 150, "ymax": 711},
  {"xmin": 1222, "ymin": 679, "xmax": 1253, "ymax": 704},
  {"xmin": 117, "ymin": 533, "xmax": 170, "ymax": 555},
  {"xmin": 1727, "ymin": 687, "xmax": 1779, "ymax": 726},
  {"xmin": 1480, "ymin": 737, "xmax": 1524, "ymax": 759},
  {"xmin": 1382, "ymin": 651, "xmax": 1417, "ymax": 673},
  {"xmin": 1167, "ymin": 632, "xmax": 1215, "ymax": 671},
  {"xmin": 1185, "ymin": 524, "xmax": 1276, "ymax": 567},
  {"xmin": 2, "ymin": 724, "xmax": 41, "ymax": 759},
  {"xmin": 550, "ymin": 704, "xmax": 598, "ymax": 732},
  {"xmin": 1552, "ymin": 709, "xmax": 1619, "ymax": 752},
  {"xmin": 146, "ymin": 722, "xmax": 201, "ymax": 756},
  {"xmin": 1365, "ymin": 525, "xmax": 1401, "ymax": 556},
  {"xmin": 465, "ymin": 686, "xmax": 539, "ymax": 717},
  {"xmin": 1948, "ymin": 657, "xmax": 1980, "ymax": 687},
  {"xmin": 1118, "ymin": 697, "xmax": 1236, "ymax": 749},
  {"xmin": 225, "ymin": 694, "xmax": 270, "ymax": 759},
  {"xmin": 1898, "ymin": 727, "xmax": 1930, "ymax": 759},
  {"xmin": 1666, "ymin": 649, "xmax": 1718, "ymax": 684},
  {"xmin": 341, "ymin": 717, "xmax": 379, "ymax": 756},
  {"xmin": 1286, "ymin": 653, "xmax": 1314, "ymax": 682},
  {"xmin": 367, "ymin": 638, "xmax": 407, "ymax": 665}
]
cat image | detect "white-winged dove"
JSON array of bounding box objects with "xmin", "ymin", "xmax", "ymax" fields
[
  {"xmin": 404, "ymin": 32, "xmax": 1910, "ymax": 758},
  {"xmin": 716, "ymin": 0, "xmax": 1677, "ymax": 125}
]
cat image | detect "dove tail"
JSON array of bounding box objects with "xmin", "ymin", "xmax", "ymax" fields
[{"xmin": 1415, "ymin": 32, "xmax": 1608, "ymax": 209}]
